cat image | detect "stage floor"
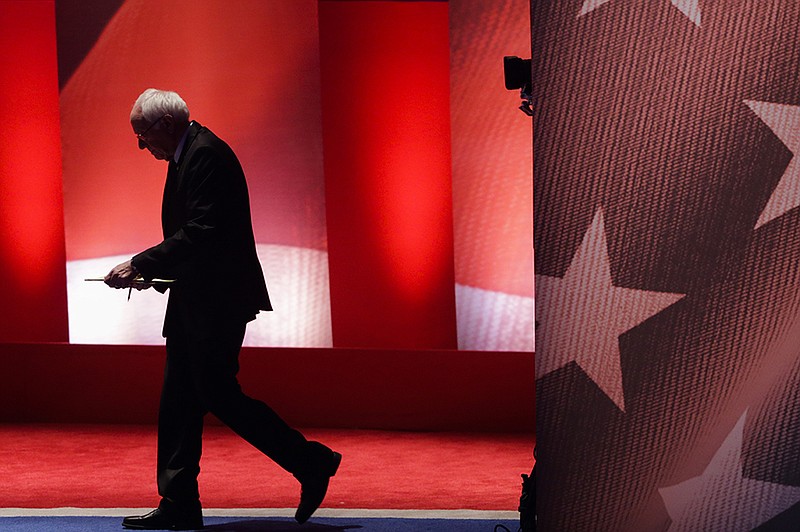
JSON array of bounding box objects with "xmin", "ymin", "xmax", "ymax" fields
[{"xmin": 0, "ymin": 424, "xmax": 533, "ymax": 512}]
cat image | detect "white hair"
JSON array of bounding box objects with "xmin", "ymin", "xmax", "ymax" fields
[{"xmin": 131, "ymin": 88, "xmax": 190, "ymax": 124}]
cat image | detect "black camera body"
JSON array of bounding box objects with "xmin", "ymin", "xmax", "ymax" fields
[{"xmin": 503, "ymin": 56, "xmax": 532, "ymax": 116}]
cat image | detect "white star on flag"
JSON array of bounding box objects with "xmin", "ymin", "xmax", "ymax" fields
[
  {"xmin": 578, "ymin": 0, "xmax": 701, "ymax": 26},
  {"xmin": 745, "ymin": 100, "xmax": 800, "ymax": 229},
  {"xmin": 534, "ymin": 208, "xmax": 684, "ymax": 411},
  {"xmin": 659, "ymin": 411, "xmax": 800, "ymax": 531}
]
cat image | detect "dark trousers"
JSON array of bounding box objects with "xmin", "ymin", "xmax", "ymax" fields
[{"xmin": 156, "ymin": 320, "xmax": 323, "ymax": 510}]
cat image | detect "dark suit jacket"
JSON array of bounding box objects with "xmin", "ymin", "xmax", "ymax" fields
[{"xmin": 131, "ymin": 122, "xmax": 271, "ymax": 338}]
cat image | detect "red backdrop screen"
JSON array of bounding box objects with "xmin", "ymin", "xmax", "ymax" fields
[{"xmin": 2, "ymin": 0, "xmax": 533, "ymax": 351}]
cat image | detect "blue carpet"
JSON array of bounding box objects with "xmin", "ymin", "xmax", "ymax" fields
[{"xmin": 0, "ymin": 516, "xmax": 519, "ymax": 531}]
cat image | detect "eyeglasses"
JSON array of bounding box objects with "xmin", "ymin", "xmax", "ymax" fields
[{"xmin": 136, "ymin": 114, "xmax": 166, "ymax": 147}]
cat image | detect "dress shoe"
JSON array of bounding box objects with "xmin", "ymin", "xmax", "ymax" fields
[
  {"xmin": 295, "ymin": 451, "xmax": 342, "ymax": 524},
  {"xmin": 122, "ymin": 507, "xmax": 203, "ymax": 530}
]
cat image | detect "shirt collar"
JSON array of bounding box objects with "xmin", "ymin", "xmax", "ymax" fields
[{"xmin": 173, "ymin": 121, "xmax": 193, "ymax": 164}]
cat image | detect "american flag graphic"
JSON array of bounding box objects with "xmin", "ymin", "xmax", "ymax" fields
[{"xmin": 533, "ymin": 1, "xmax": 800, "ymax": 530}]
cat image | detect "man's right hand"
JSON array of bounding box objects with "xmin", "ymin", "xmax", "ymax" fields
[{"xmin": 104, "ymin": 259, "xmax": 140, "ymax": 289}]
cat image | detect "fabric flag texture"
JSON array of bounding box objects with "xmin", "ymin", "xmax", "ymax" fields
[{"xmin": 534, "ymin": 1, "xmax": 800, "ymax": 530}]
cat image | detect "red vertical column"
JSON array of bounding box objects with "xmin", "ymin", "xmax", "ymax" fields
[
  {"xmin": 0, "ymin": 1, "xmax": 68, "ymax": 342},
  {"xmin": 319, "ymin": 0, "xmax": 457, "ymax": 349}
]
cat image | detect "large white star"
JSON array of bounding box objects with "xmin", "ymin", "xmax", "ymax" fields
[
  {"xmin": 579, "ymin": 0, "xmax": 701, "ymax": 26},
  {"xmin": 659, "ymin": 412, "xmax": 800, "ymax": 531},
  {"xmin": 535, "ymin": 208, "xmax": 684, "ymax": 411},
  {"xmin": 745, "ymin": 100, "xmax": 800, "ymax": 229}
]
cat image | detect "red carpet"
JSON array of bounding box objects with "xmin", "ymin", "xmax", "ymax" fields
[{"xmin": 0, "ymin": 424, "xmax": 533, "ymax": 511}]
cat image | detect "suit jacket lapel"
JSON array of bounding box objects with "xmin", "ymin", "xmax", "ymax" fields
[
  {"xmin": 162, "ymin": 122, "xmax": 203, "ymax": 238},
  {"xmin": 161, "ymin": 160, "xmax": 179, "ymax": 238},
  {"xmin": 175, "ymin": 121, "xmax": 202, "ymax": 170}
]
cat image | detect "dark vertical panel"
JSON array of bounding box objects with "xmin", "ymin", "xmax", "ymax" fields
[
  {"xmin": 319, "ymin": 1, "xmax": 457, "ymax": 349},
  {"xmin": 0, "ymin": 0, "xmax": 68, "ymax": 342}
]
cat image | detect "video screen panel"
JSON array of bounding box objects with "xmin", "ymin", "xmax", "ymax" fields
[
  {"xmin": 450, "ymin": 0, "xmax": 534, "ymax": 352},
  {"xmin": 57, "ymin": 0, "xmax": 331, "ymax": 347},
  {"xmin": 56, "ymin": 0, "xmax": 533, "ymax": 351}
]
